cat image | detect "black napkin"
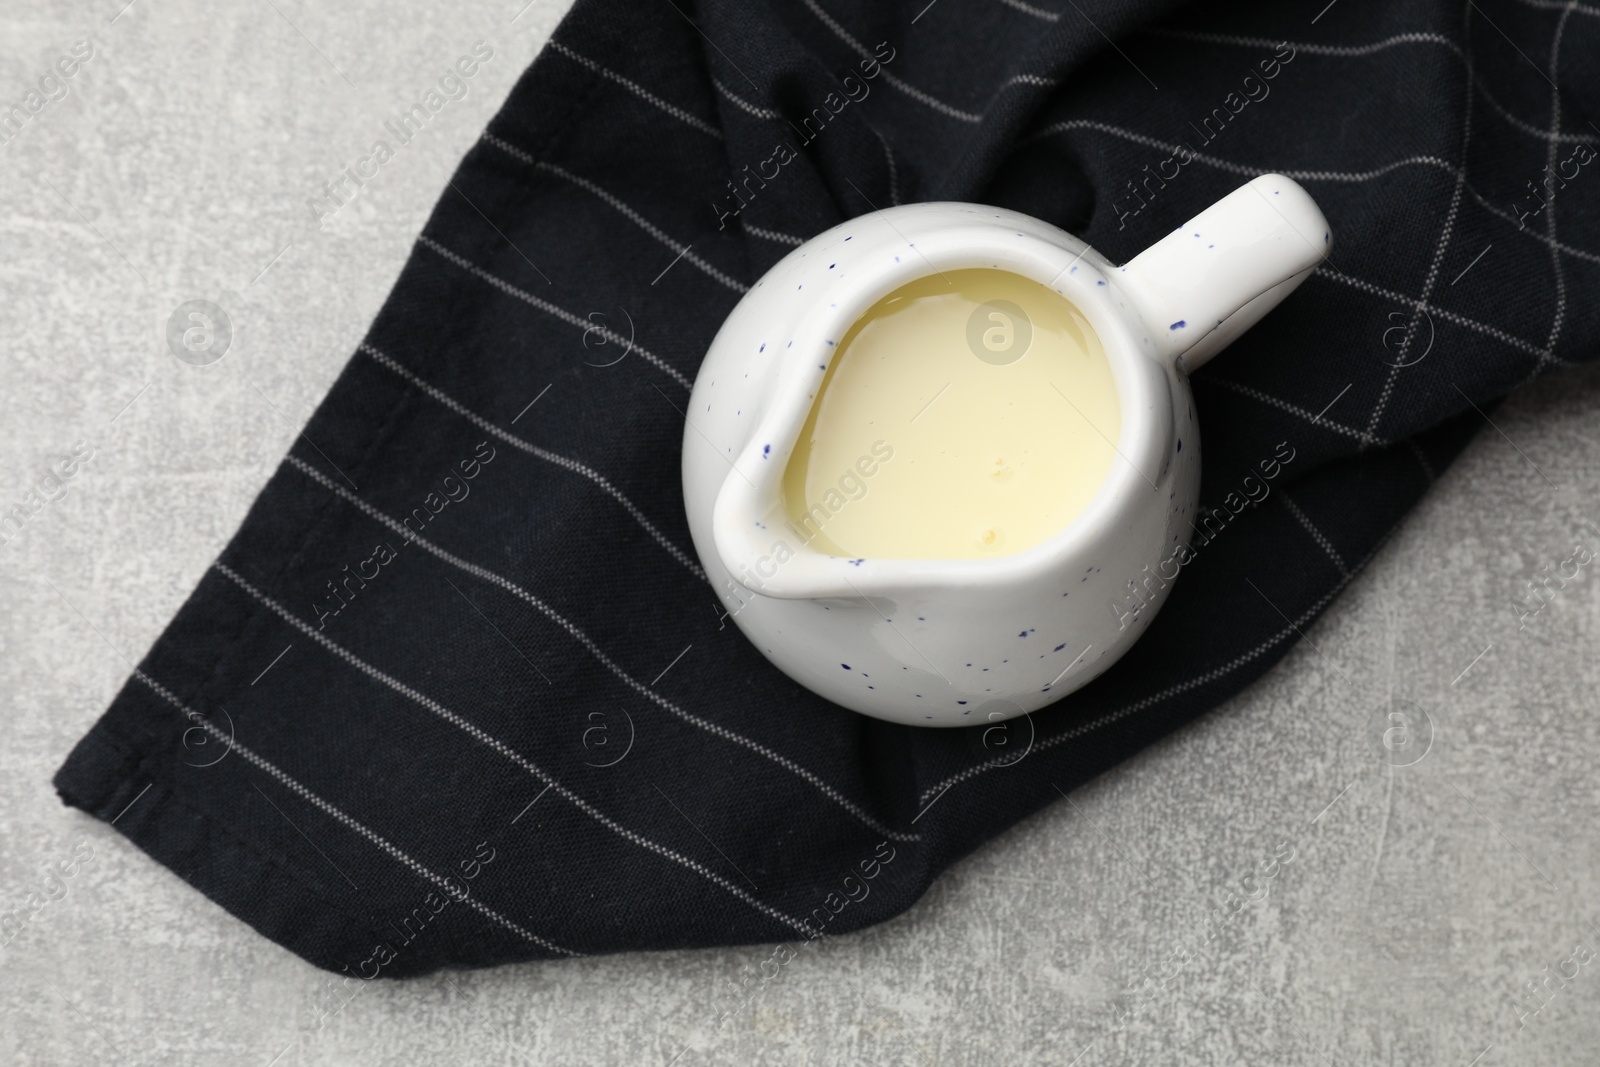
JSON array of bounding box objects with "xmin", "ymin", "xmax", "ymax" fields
[{"xmin": 56, "ymin": 0, "xmax": 1599, "ymax": 975}]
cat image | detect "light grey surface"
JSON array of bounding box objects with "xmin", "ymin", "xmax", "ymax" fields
[{"xmin": 3, "ymin": 2, "xmax": 1599, "ymax": 1064}]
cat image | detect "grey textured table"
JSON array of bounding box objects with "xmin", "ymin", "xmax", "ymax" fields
[{"xmin": 3, "ymin": 2, "xmax": 1599, "ymax": 1064}]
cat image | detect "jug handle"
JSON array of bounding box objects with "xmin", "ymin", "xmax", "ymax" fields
[{"xmin": 1115, "ymin": 173, "xmax": 1331, "ymax": 374}]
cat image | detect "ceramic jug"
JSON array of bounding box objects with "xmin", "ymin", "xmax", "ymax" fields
[{"xmin": 682, "ymin": 174, "xmax": 1330, "ymax": 727}]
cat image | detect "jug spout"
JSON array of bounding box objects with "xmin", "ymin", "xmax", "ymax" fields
[
  {"xmin": 1115, "ymin": 174, "xmax": 1331, "ymax": 373},
  {"xmin": 712, "ymin": 487, "xmax": 879, "ymax": 602}
]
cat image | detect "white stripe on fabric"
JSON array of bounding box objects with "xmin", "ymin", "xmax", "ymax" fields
[
  {"xmin": 872, "ymin": 126, "xmax": 902, "ymax": 206},
  {"xmin": 417, "ymin": 235, "xmax": 692, "ymax": 389},
  {"xmin": 548, "ymin": 41, "xmax": 722, "ymax": 139},
  {"xmin": 358, "ymin": 345, "xmax": 707, "ymax": 583},
  {"xmin": 132, "ymin": 669, "xmax": 583, "ymax": 958},
  {"xmin": 213, "ymin": 562, "xmax": 821, "ymax": 936},
  {"xmin": 1201, "ymin": 377, "xmax": 1375, "ymax": 443},
  {"xmin": 742, "ymin": 221, "xmax": 805, "ymax": 246},
  {"xmin": 1505, "ymin": 0, "xmax": 1600, "ymax": 14},
  {"xmin": 997, "ymin": 0, "xmax": 1062, "ymax": 22},
  {"xmin": 1406, "ymin": 440, "xmax": 1437, "ymax": 482},
  {"xmin": 801, "ymin": 0, "xmax": 983, "ymax": 123},
  {"xmin": 277, "ymin": 461, "xmax": 922, "ymax": 845},
  {"xmin": 1280, "ymin": 492, "xmax": 1349, "ymax": 576},
  {"xmin": 713, "ymin": 78, "xmax": 783, "ymax": 120},
  {"xmin": 1027, "ymin": 116, "xmax": 1428, "ymax": 178},
  {"xmin": 481, "ymin": 133, "xmax": 749, "ymax": 294}
]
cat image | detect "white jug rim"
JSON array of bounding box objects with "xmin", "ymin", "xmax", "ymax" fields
[{"xmin": 707, "ymin": 205, "xmax": 1171, "ymax": 602}]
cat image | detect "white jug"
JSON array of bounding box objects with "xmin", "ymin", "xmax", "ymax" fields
[{"xmin": 682, "ymin": 174, "xmax": 1331, "ymax": 726}]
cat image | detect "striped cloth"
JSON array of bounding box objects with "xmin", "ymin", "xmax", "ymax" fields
[{"xmin": 55, "ymin": 0, "xmax": 1599, "ymax": 975}]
